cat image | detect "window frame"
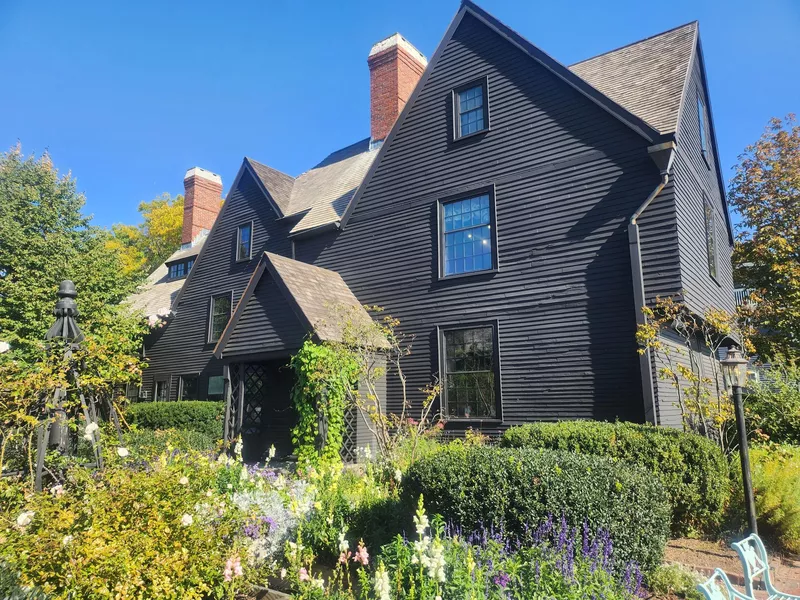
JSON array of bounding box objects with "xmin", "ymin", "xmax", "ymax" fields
[
  {"xmin": 703, "ymin": 194, "xmax": 719, "ymax": 283},
  {"xmin": 168, "ymin": 261, "xmax": 186, "ymax": 280},
  {"xmin": 236, "ymin": 221, "xmax": 254, "ymax": 262},
  {"xmin": 697, "ymin": 93, "xmax": 710, "ymax": 167},
  {"xmin": 178, "ymin": 374, "xmax": 200, "ymax": 401},
  {"xmin": 437, "ymin": 320, "xmax": 502, "ymax": 422},
  {"xmin": 154, "ymin": 379, "xmax": 169, "ymax": 402},
  {"xmin": 208, "ymin": 291, "xmax": 234, "ymax": 343},
  {"xmin": 437, "ymin": 185, "xmax": 499, "ymax": 280},
  {"xmin": 452, "ymin": 76, "xmax": 490, "ymax": 141},
  {"xmin": 207, "ymin": 375, "xmax": 225, "ymax": 401}
]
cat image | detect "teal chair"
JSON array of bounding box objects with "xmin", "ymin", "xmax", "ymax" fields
[
  {"xmin": 697, "ymin": 568, "xmax": 751, "ymax": 600},
  {"xmin": 732, "ymin": 534, "xmax": 800, "ymax": 600}
]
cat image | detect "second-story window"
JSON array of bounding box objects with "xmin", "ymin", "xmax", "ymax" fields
[
  {"xmin": 440, "ymin": 192, "xmax": 496, "ymax": 277},
  {"xmin": 208, "ymin": 292, "xmax": 232, "ymax": 343},
  {"xmin": 237, "ymin": 223, "xmax": 253, "ymax": 262},
  {"xmin": 704, "ymin": 195, "xmax": 718, "ymax": 280},
  {"xmin": 697, "ymin": 94, "xmax": 709, "ymax": 162},
  {"xmin": 453, "ymin": 78, "xmax": 489, "ymax": 139}
]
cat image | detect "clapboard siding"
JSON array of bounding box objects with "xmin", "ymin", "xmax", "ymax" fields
[
  {"xmin": 638, "ymin": 177, "xmax": 682, "ymax": 305},
  {"xmin": 294, "ymin": 13, "xmax": 658, "ymax": 425},
  {"xmin": 141, "ymin": 168, "xmax": 293, "ymax": 398},
  {"xmin": 673, "ymin": 53, "xmax": 735, "ymax": 316},
  {"xmin": 222, "ymin": 275, "xmax": 307, "ymax": 357}
]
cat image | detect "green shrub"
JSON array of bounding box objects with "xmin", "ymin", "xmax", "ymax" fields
[
  {"xmin": 125, "ymin": 400, "xmax": 224, "ymax": 437},
  {"xmin": 729, "ymin": 444, "xmax": 800, "ymax": 554},
  {"xmin": 746, "ymin": 363, "xmax": 800, "ymax": 444},
  {"xmin": 648, "ymin": 564, "xmax": 703, "ymax": 599},
  {"xmin": 402, "ymin": 445, "xmax": 670, "ymax": 574},
  {"xmin": 122, "ymin": 427, "xmax": 218, "ymax": 457},
  {"xmin": 501, "ymin": 421, "xmax": 729, "ymax": 535}
]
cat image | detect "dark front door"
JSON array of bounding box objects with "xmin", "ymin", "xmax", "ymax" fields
[{"xmin": 237, "ymin": 360, "xmax": 296, "ymax": 462}]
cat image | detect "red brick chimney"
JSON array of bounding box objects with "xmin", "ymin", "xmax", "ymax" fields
[
  {"xmin": 368, "ymin": 33, "xmax": 427, "ymax": 144},
  {"xmin": 182, "ymin": 167, "xmax": 222, "ymax": 246}
]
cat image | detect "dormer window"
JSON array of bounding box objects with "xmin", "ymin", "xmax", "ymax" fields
[
  {"xmin": 167, "ymin": 258, "xmax": 195, "ymax": 280},
  {"xmin": 453, "ymin": 77, "xmax": 489, "ymax": 140},
  {"xmin": 237, "ymin": 222, "xmax": 253, "ymax": 262}
]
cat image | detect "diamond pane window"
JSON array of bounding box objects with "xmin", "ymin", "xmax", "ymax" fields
[
  {"xmin": 457, "ymin": 84, "xmax": 487, "ymax": 137},
  {"xmin": 209, "ymin": 293, "xmax": 231, "ymax": 343},
  {"xmin": 442, "ymin": 194, "xmax": 493, "ymax": 276},
  {"xmin": 179, "ymin": 375, "xmax": 199, "ymax": 400},
  {"xmin": 442, "ymin": 326, "xmax": 496, "ymax": 419}
]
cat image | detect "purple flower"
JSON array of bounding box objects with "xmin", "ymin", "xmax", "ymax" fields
[{"xmin": 493, "ymin": 571, "xmax": 511, "ymax": 588}]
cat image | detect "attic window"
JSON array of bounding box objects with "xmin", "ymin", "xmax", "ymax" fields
[
  {"xmin": 168, "ymin": 259, "xmax": 194, "ymax": 280},
  {"xmin": 453, "ymin": 77, "xmax": 489, "ymax": 140},
  {"xmin": 697, "ymin": 94, "xmax": 709, "ymax": 163},
  {"xmin": 237, "ymin": 222, "xmax": 253, "ymax": 262}
]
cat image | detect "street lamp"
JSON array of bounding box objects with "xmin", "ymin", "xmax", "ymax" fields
[{"xmin": 721, "ymin": 346, "xmax": 757, "ymax": 535}]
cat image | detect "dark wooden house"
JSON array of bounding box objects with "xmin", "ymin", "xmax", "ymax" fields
[{"xmin": 135, "ymin": 2, "xmax": 735, "ymax": 458}]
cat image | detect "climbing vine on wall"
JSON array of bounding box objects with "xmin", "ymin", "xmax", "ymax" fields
[{"xmin": 290, "ymin": 340, "xmax": 360, "ymax": 467}]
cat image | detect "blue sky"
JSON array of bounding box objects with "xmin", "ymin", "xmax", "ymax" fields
[{"xmin": 1, "ymin": 0, "xmax": 798, "ymax": 228}]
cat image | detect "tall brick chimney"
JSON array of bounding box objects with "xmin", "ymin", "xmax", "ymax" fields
[
  {"xmin": 182, "ymin": 167, "xmax": 222, "ymax": 246},
  {"xmin": 368, "ymin": 33, "xmax": 427, "ymax": 145}
]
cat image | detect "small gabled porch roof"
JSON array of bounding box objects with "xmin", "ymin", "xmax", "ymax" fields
[{"xmin": 213, "ymin": 252, "xmax": 379, "ymax": 358}]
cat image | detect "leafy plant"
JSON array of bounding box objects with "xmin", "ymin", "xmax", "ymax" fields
[
  {"xmin": 125, "ymin": 400, "xmax": 224, "ymax": 437},
  {"xmin": 403, "ymin": 445, "xmax": 670, "ymax": 574},
  {"xmin": 290, "ymin": 340, "xmax": 360, "ymax": 467},
  {"xmin": 648, "ymin": 564, "xmax": 703, "ymax": 599},
  {"xmin": 746, "ymin": 361, "xmax": 800, "ymax": 444},
  {"xmin": 501, "ymin": 420, "xmax": 730, "ymax": 536}
]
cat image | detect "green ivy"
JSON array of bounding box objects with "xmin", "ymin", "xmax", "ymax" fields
[{"xmin": 290, "ymin": 341, "xmax": 359, "ymax": 468}]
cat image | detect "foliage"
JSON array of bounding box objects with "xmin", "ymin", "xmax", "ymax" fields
[
  {"xmin": 402, "ymin": 445, "xmax": 670, "ymax": 575},
  {"xmin": 648, "ymin": 564, "xmax": 703, "ymax": 599},
  {"xmin": 125, "ymin": 400, "xmax": 224, "ymax": 437},
  {"xmin": 290, "ymin": 341, "xmax": 360, "ymax": 467},
  {"xmin": 729, "ymin": 444, "xmax": 800, "ymax": 554},
  {"xmin": 333, "ymin": 304, "xmax": 443, "ymax": 465},
  {"xmin": 291, "ymin": 497, "xmax": 645, "ymax": 600},
  {"xmin": 636, "ymin": 295, "xmax": 754, "ymax": 451},
  {"xmin": 729, "ymin": 115, "xmax": 800, "ymax": 360},
  {"xmin": 108, "ymin": 192, "xmax": 185, "ymax": 279},
  {"xmin": 745, "ymin": 360, "xmax": 800, "ymax": 444},
  {"xmin": 122, "ymin": 427, "xmax": 219, "ymax": 457},
  {"xmin": 501, "ymin": 420, "xmax": 730, "ymax": 536},
  {"xmin": 298, "ymin": 462, "xmax": 403, "ymax": 564}
]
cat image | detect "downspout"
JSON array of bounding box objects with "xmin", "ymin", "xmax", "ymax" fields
[{"xmin": 630, "ymin": 141, "xmax": 676, "ymax": 425}]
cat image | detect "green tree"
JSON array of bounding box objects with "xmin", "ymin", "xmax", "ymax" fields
[
  {"xmin": 729, "ymin": 114, "xmax": 800, "ymax": 359},
  {"xmin": 109, "ymin": 193, "xmax": 184, "ymax": 278}
]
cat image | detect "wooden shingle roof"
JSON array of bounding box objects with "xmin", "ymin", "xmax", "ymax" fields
[{"xmin": 569, "ymin": 22, "xmax": 698, "ymax": 135}]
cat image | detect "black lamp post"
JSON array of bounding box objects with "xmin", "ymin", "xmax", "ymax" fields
[{"xmin": 721, "ymin": 346, "xmax": 757, "ymax": 535}]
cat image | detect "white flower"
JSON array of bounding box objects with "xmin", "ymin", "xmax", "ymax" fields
[
  {"xmin": 181, "ymin": 513, "xmax": 194, "ymax": 526},
  {"xmin": 179, "ymin": 476, "xmax": 189, "ymax": 486},
  {"xmin": 374, "ymin": 563, "xmax": 391, "ymax": 600},
  {"xmin": 0, "ymin": 341, "xmax": 10, "ymax": 353},
  {"xmin": 62, "ymin": 534, "xmax": 74, "ymax": 546},
  {"xmin": 116, "ymin": 447, "xmax": 129, "ymax": 458},
  {"xmin": 338, "ymin": 530, "xmax": 350, "ymax": 553},
  {"xmin": 16, "ymin": 511, "xmax": 34, "ymax": 527},
  {"xmin": 280, "ymin": 568, "xmax": 287, "ymax": 579},
  {"xmin": 268, "ymin": 445, "xmax": 276, "ymax": 460},
  {"xmin": 83, "ymin": 421, "xmax": 99, "ymax": 442},
  {"xmin": 206, "ymin": 489, "xmax": 213, "ymax": 497},
  {"xmin": 50, "ymin": 484, "xmax": 64, "ymax": 497},
  {"xmin": 227, "ymin": 483, "xmax": 233, "ymax": 490},
  {"xmin": 394, "ymin": 468, "xmax": 403, "ymax": 483}
]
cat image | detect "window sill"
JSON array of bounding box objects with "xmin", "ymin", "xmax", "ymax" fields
[
  {"xmin": 235, "ymin": 257, "xmax": 252, "ymax": 264},
  {"xmin": 453, "ymin": 127, "xmax": 490, "ymax": 143},
  {"xmin": 438, "ymin": 268, "xmax": 498, "ymax": 282},
  {"xmin": 443, "ymin": 418, "xmax": 503, "ymax": 425}
]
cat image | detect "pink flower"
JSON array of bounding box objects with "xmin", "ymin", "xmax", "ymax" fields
[
  {"xmin": 223, "ymin": 556, "xmax": 243, "ymax": 582},
  {"xmin": 338, "ymin": 551, "xmax": 352, "ymax": 564},
  {"xmin": 352, "ymin": 542, "xmax": 369, "ymax": 566},
  {"xmin": 299, "ymin": 567, "xmax": 310, "ymax": 582}
]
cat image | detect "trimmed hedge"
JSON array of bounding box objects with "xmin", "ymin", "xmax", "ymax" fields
[
  {"xmin": 403, "ymin": 445, "xmax": 670, "ymax": 574},
  {"xmin": 125, "ymin": 401, "xmax": 224, "ymax": 438},
  {"xmin": 500, "ymin": 421, "xmax": 730, "ymax": 535}
]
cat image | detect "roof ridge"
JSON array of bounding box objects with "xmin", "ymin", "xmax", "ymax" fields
[
  {"xmin": 244, "ymin": 157, "xmax": 295, "ymax": 181},
  {"xmin": 569, "ymin": 21, "xmax": 698, "ymax": 67}
]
